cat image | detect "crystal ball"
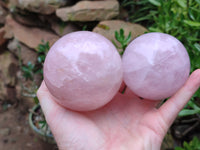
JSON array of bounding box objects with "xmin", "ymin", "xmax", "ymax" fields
[
  {"xmin": 44, "ymin": 31, "xmax": 123, "ymax": 111},
  {"xmin": 122, "ymin": 32, "xmax": 190, "ymax": 100}
]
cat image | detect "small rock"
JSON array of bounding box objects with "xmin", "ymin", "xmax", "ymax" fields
[
  {"xmin": 6, "ymin": 87, "xmax": 17, "ymax": 102},
  {"xmin": 0, "ymin": 51, "xmax": 18, "ymax": 102},
  {"xmin": 56, "ymin": 0, "xmax": 119, "ymax": 21},
  {"xmin": 7, "ymin": 38, "xmax": 19, "ymax": 51},
  {"xmin": 26, "ymin": 142, "xmax": 33, "ymax": 147},
  {"xmin": 4, "ymin": 15, "xmax": 59, "ymax": 49},
  {"xmin": 0, "ymin": 51, "xmax": 18, "ymax": 87},
  {"xmin": 3, "ymin": 138, "xmax": 8, "ymax": 143},
  {"xmin": 10, "ymin": 138, "xmax": 17, "ymax": 143},
  {"xmin": 0, "ymin": 5, "xmax": 8, "ymax": 24},
  {"xmin": 51, "ymin": 21, "xmax": 79, "ymax": 36},
  {"xmin": 8, "ymin": 0, "xmax": 71, "ymax": 15},
  {"xmin": 0, "ymin": 128, "xmax": 11, "ymax": 136},
  {"xmin": 16, "ymin": 126, "xmax": 23, "ymax": 133},
  {"xmin": 8, "ymin": 39, "xmax": 37, "ymax": 65},
  {"xmin": 0, "ymin": 27, "xmax": 7, "ymax": 47},
  {"xmin": 93, "ymin": 20, "xmax": 147, "ymax": 51}
]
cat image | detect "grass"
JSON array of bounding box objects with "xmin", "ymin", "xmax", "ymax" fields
[{"xmin": 122, "ymin": 0, "xmax": 200, "ymax": 72}]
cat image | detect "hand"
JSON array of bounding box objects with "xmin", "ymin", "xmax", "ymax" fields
[{"xmin": 37, "ymin": 69, "xmax": 200, "ymax": 150}]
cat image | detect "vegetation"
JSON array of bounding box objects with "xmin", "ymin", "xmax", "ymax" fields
[
  {"xmin": 19, "ymin": 41, "xmax": 50, "ymax": 126},
  {"xmin": 113, "ymin": 28, "xmax": 132, "ymax": 55},
  {"xmin": 175, "ymin": 136, "xmax": 200, "ymax": 150},
  {"xmin": 122, "ymin": 0, "xmax": 200, "ymax": 71}
]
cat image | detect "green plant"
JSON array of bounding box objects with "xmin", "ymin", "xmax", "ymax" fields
[
  {"xmin": 18, "ymin": 41, "xmax": 49, "ymax": 100},
  {"xmin": 21, "ymin": 62, "xmax": 35, "ymax": 80},
  {"xmin": 113, "ymin": 28, "xmax": 131, "ymax": 55},
  {"xmin": 35, "ymin": 40, "xmax": 50, "ymax": 75},
  {"xmin": 19, "ymin": 40, "xmax": 49, "ymax": 81},
  {"xmin": 175, "ymin": 136, "xmax": 200, "ymax": 150},
  {"xmin": 59, "ymin": 21, "xmax": 67, "ymax": 35},
  {"xmin": 120, "ymin": 0, "xmax": 157, "ymax": 25},
  {"xmin": 19, "ymin": 41, "xmax": 50, "ymax": 133},
  {"xmin": 82, "ymin": 25, "xmax": 88, "ymax": 31},
  {"xmin": 179, "ymin": 99, "xmax": 200, "ymax": 117},
  {"xmin": 122, "ymin": 0, "xmax": 200, "ymax": 72}
]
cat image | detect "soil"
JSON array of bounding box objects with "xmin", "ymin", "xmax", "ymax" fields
[{"xmin": 0, "ymin": 100, "xmax": 58, "ymax": 150}]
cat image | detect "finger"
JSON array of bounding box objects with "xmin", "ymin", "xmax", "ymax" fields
[
  {"xmin": 159, "ymin": 69, "xmax": 200, "ymax": 126},
  {"xmin": 37, "ymin": 81, "xmax": 67, "ymax": 121}
]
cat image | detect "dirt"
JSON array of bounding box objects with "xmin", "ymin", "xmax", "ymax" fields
[{"xmin": 0, "ymin": 100, "xmax": 58, "ymax": 150}]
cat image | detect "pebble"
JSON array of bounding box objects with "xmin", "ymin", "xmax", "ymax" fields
[{"xmin": 0, "ymin": 128, "xmax": 11, "ymax": 136}]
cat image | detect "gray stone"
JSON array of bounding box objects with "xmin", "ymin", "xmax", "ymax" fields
[
  {"xmin": 0, "ymin": 128, "xmax": 11, "ymax": 136},
  {"xmin": 0, "ymin": 27, "xmax": 7, "ymax": 47},
  {"xmin": 56, "ymin": 0, "xmax": 119, "ymax": 21},
  {"xmin": 4, "ymin": 15, "xmax": 59, "ymax": 49},
  {"xmin": 51, "ymin": 22, "xmax": 79, "ymax": 36},
  {"xmin": 93, "ymin": 20, "xmax": 148, "ymax": 51},
  {"xmin": 0, "ymin": 51, "xmax": 18, "ymax": 102},
  {"xmin": 0, "ymin": 5, "xmax": 8, "ymax": 24},
  {"xmin": 8, "ymin": 39, "xmax": 37, "ymax": 65},
  {"xmin": 8, "ymin": 0, "xmax": 71, "ymax": 15},
  {"xmin": 0, "ymin": 51, "xmax": 18, "ymax": 87}
]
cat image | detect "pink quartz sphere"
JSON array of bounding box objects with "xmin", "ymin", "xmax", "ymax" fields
[
  {"xmin": 44, "ymin": 31, "xmax": 122, "ymax": 111},
  {"xmin": 122, "ymin": 32, "xmax": 190, "ymax": 100}
]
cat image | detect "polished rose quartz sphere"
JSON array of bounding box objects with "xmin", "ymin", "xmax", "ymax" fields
[
  {"xmin": 44, "ymin": 31, "xmax": 122, "ymax": 111},
  {"xmin": 122, "ymin": 32, "xmax": 190, "ymax": 100}
]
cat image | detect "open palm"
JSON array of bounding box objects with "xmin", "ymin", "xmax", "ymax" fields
[{"xmin": 37, "ymin": 69, "xmax": 200, "ymax": 150}]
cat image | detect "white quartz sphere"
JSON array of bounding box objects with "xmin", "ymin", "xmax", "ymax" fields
[
  {"xmin": 122, "ymin": 32, "xmax": 190, "ymax": 100},
  {"xmin": 44, "ymin": 31, "xmax": 123, "ymax": 111}
]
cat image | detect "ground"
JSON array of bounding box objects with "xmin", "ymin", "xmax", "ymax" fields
[{"xmin": 0, "ymin": 100, "xmax": 57, "ymax": 150}]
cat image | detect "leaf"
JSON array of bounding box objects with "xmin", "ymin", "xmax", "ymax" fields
[
  {"xmin": 148, "ymin": 0, "xmax": 161, "ymax": 6},
  {"xmin": 39, "ymin": 120, "xmax": 47, "ymax": 129},
  {"xmin": 112, "ymin": 40, "xmax": 121, "ymax": 49},
  {"xmin": 187, "ymin": 100, "xmax": 200, "ymax": 110},
  {"xmin": 195, "ymin": 0, "xmax": 200, "ymax": 5},
  {"xmin": 37, "ymin": 57, "xmax": 42, "ymax": 63},
  {"xmin": 119, "ymin": 28, "xmax": 125, "ymax": 40},
  {"xmin": 97, "ymin": 24, "xmax": 110, "ymax": 30},
  {"xmin": 194, "ymin": 43, "xmax": 200, "ymax": 52},
  {"xmin": 188, "ymin": 8, "xmax": 195, "ymax": 21},
  {"xmin": 176, "ymin": 137, "xmax": 200, "ymax": 149},
  {"xmin": 120, "ymin": 28, "xmax": 124, "ymax": 36},
  {"xmin": 149, "ymin": 27, "xmax": 163, "ymax": 32},
  {"xmin": 183, "ymin": 141, "xmax": 191, "ymax": 149},
  {"xmin": 37, "ymin": 41, "xmax": 50, "ymax": 53},
  {"xmin": 184, "ymin": 20, "xmax": 200, "ymax": 27},
  {"xmin": 178, "ymin": 109, "xmax": 200, "ymax": 117},
  {"xmin": 126, "ymin": 32, "xmax": 132, "ymax": 43},
  {"xmin": 174, "ymin": 147, "xmax": 184, "ymax": 150},
  {"xmin": 115, "ymin": 31, "xmax": 120, "ymax": 42},
  {"xmin": 176, "ymin": 0, "xmax": 187, "ymax": 8},
  {"xmin": 34, "ymin": 97, "xmax": 39, "ymax": 104}
]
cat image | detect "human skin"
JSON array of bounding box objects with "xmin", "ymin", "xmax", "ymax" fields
[{"xmin": 37, "ymin": 69, "xmax": 200, "ymax": 150}]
